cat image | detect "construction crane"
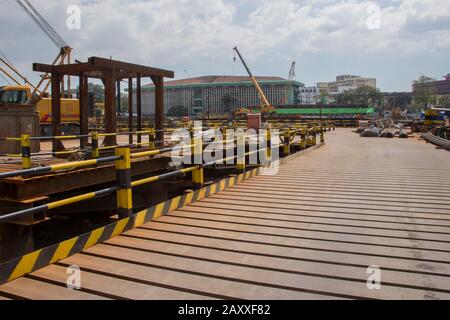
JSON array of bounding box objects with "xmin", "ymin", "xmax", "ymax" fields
[
  {"xmin": 0, "ymin": 1, "xmax": 79, "ymax": 135},
  {"xmin": 288, "ymin": 61, "xmax": 296, "ymax": 80},
  {"xmin": 285, "ymin": 61, "xmax": 296, "ymax": 104},
  {"xmin": 15, "ymin": 0, "xmax": 72, "ymax": 98},
  {"xmin": 233, "ymin": 46, "xmax": 273, "ymax": 113},
  {"xmin": 0, "ymin": 52, "xmax": 39, "ymax": 92}
]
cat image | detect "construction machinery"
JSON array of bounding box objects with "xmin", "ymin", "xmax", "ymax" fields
[
  {"xmin": 0, "ymin": 0, "xmax": 79, "ymax": 134},
  {"xmin": 233, "ymin": 46, "xmax": 275, "ymax": 114},
  {"xmin": 288, "ymin": 61, "xmax": 296, "ymax": 80}
]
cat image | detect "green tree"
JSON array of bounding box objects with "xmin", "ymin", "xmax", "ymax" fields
[
  {"xmin": 335, "ymin": 86, "xmax": 383, "ymax": 107},
  {"xmin": 437, "ymin": 95, "xmax": 450, "ymax": 108},
  {"xmin": 88, "ymin": 82, "xmax": 105, "ymax": 102},
  {"xmin": 413, "ymin": 75, "xmax": 436, "ymax": 110},
  {"xmin": 167, "ymin": 105, "xmax": 188, "ymax": 117},
  {"xmin": 120, "ymin": 93, "xmax": 129, "ymax": 112}
]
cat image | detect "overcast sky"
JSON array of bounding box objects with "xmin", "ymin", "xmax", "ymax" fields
[{"xmin": 1, "ymin": 0, "xmax": 449, "ymax": 92}]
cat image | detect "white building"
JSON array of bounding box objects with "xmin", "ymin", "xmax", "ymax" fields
[
  {"xmin": 298, "ymin": 86, "xmax": 319, "ymax": 104},
  {"xmin": 318, "ymin": 75, "xmax": 377, "ymax": 95}
]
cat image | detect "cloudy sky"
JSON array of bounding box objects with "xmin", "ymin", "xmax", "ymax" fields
[{"xmin": 1, "ymin": 0, "xmax": 449, "ymax": 91}]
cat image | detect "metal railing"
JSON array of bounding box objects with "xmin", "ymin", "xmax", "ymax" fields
[{"xmin": 0, "ymin": 125, "xmax": 326, "ymax": 224}]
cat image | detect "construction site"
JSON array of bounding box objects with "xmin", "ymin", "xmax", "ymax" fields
[{"xmin": 0, "ymin": 0, "xmax": 450, "ymax": 304}]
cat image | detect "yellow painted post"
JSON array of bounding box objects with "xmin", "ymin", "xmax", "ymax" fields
[
  {"xmin": 192, "ymin": 165, "xmax": 204, "ymax": 190},
  {"xmin": 148, "ymin": 128, "xmax": 156, "ymax": 150},
  {"xmin": 283, "ymin": 128, "xmax": 291, "ymax": 155},
  {"xmin": 21, "ymin": 134, "xmax": 31, "ymax": 169},
  {"xmin": 115, "ymin": 147, "xmax": 133, "ymax": 218},
  {"xmin": 300, "ymin": 128, "xmax": 307, "ymax": 149},
  {"xmin": 91, "ymin": 131, "xmax": 99, "ymax": 159},
  {"xmin": 191, "ymin": 128, "xmax": 204, "ymax": 190},
  {"xmin": 320, "ymin": 127, "xmax": 325, "ymax": 143},
  {"xmin": 266, "ymin": 128, "xmax": 271, "ymax": 161}
]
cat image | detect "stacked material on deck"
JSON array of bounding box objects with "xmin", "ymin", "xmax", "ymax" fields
[{"xmin": 422, "ymin": 132, "xmax": 450, "ymax": 150}]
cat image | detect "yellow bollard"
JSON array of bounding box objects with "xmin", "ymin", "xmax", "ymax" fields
[
  {"xmin": 312, "ymin": 128, "xmax": 317, "ymax": 145},
  {"xmin": 300, "ymin": 128, "xmax": 307, "ymax": 149},
  {"xmin": 115, "ymin": 147, "xmax": 133, "ymax": 219},
  {"xmin": 21, "ymin": 134, "xmax": 31, "ymax": 169},
  {"xmin": 91, "ymin": 131, "xmax": 99, "ymax": 159},
  {"xmin": 191, "ymin": 128, "xmax": 204, "ymax": 189},
  {"xmin": 148, "ymin": 128, "xmax": 156, "ymax": 150}
]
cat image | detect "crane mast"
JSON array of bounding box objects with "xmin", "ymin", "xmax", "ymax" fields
[{"xmin": 233, "ymin": 46, "xmax": 271, "ymax": 110}]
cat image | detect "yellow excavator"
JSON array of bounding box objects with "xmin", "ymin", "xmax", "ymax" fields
[{"xmin": 233, "ymin": 46, "xmax": 275, "ymax": 115}]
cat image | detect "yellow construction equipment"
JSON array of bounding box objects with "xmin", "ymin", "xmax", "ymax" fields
[
  {"xmin": 0, "ymin": 1, "xmax": 80, "ymax": 133},
  {"xmin": 0, "ymin": 84, "xmax": 79, "ymax": 125},
  {"xmin": 233, "ymin": 46, "xmax": 275, "ymax": 114}
]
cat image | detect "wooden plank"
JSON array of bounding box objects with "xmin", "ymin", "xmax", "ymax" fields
[
  {"xmin": 106, "ymin": 233, "xmax": 450, "ymax": 297},
  {"xmin": 228, "ymin": 186, "xmax": 450, "ymax": 205},
  {"xmin": 62, "ymin": 251, "xmax": 337, "ymax": 300},
  {"xmin": 181, "ymin": 205, "xmax": 450, "ymax": 231},
  {"xmin": 155, "ymin": 215, "xmax": 450, "ymax": 252},
  {"xmin": 135, "ymin": 223, "xmax": 450, "ymax": 272},
  {"xmin": 32, "ymin": 264, "xmax": 210, "ymax": 300},
  {"xmin": 168, "ymin": 209, "xmax": 450, "ymax": 243},
  {"xmin": 0, "ymin": 277, "xmax": 108, "ymax": 300},
  {"xmin": 204, "ymin": 194, "xmax": 450, "ymax": 215},
  {"xmin": 200, "ymin": 198, "xmax": 450, "ymax": 222},
  {"xmin": 79, "ymin": 242, "xmax": 450, "ymax": 299}
]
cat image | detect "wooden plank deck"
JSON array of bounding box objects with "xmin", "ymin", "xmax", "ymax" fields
[{"xmin": 1, "ymin": 129, "xmax": 449, "ymax": 300}]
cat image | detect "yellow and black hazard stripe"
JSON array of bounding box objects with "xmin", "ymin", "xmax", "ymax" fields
[
  {"xmin": 0, "ymin": 144, "xmax": 326, "ymax": 285},
  {"xmin": 0, "ymin": 167, "xmax": 259, "ymax": 285}
]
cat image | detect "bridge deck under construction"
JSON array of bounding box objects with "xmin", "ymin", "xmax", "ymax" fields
[{"xmin": 1, "ymin": 129, "xmax": 450, "ymax": 300}]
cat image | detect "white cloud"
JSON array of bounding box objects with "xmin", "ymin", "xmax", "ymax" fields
[{"xmin": 1, "ymin": 0, "xmax": 449, "ymax": 90}]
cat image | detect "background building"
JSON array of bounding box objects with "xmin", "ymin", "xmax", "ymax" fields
[
  {"xmin": 318, "ymin": 75, "xmax": 377, "ymax": 95},
  {"xmin": 412, "ymin": 74, "xmax": 450, "ymax": 95},
  {"xmin": 382, "ymin": 92, "xmax": 413, "ymax": 112},
  {"xmin": 298, "ymin": 86, "xmax": 319, "ymax": 105},
  {"xmin": 137, "ymin": 76, "xmax": 303, "ymax": 115}
]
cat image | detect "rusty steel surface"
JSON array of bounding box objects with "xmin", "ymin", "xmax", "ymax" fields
[
  {"xmin": 1, "ymin": 129, "xmax": 450, "ymax": 299},
  {"xmin": 0, "ymin": 136, "xmax": 172, "ymax": 201}
]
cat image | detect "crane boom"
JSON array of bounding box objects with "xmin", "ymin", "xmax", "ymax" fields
[
  {"xmin": 233, "ymin": 46, "xmax": 271, "ymax": 110},
  {"xmin": 288, "ymin": 61, "xmax": 296, "ymax": 80},
  {"xmin": 15, "ymin": 0, "xmax": 72, "ymax": 97}
]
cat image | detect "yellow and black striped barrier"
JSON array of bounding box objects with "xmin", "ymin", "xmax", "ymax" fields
[
  {"xmin": 115, "ymin": 147, "xmax": 133, "ymax": 219},
  {"xmin": 0, "ymin": 139, "xmax": 327, "ymax": 285}
]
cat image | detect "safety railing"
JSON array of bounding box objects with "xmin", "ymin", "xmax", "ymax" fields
[
  {"xmin": 0, "ymin": 124, "xmax": 329, "ymax": 169},
  {"xmin": 0, "ymin": 128, "xmax": 173, "ymax": 169},
  {"xmin": 0, "ymin": 126, "xmax": 325, "ymax": 224}
]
